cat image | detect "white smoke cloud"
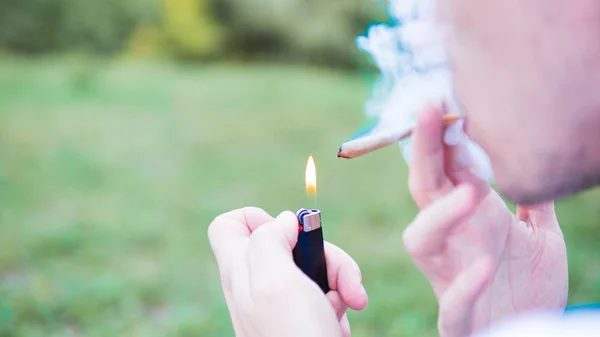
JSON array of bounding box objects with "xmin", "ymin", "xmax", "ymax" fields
[{"xmin": 356, "ymin": 0, "xmax": 494, "ymax": 181}]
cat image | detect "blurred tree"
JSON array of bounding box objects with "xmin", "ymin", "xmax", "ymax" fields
[
  {"xmin": 0, "ymin": 0, "xmax": 61, "ymax": 53},
  {"xmin": 126, "ymin": 25, "xmax": 164, "ymax": 59},
  {"xmin": 0, "ymin": 0, "xmax": 386, "ymax": 69},
  {"xmin": 162, "ymin": 0, "xmax": 224, "ymax": 59},
  {"xmin": 214, "ymin": 0, "xmax": 387, "ymax": 69},
  {"xmin": 0, "ymin": 0, "xmax": 157, "ymax": 54}
]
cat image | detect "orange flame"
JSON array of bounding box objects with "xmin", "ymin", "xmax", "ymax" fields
[{"xmin": 305, "ymin": 155, "xmax": 317, "ymax": 197}]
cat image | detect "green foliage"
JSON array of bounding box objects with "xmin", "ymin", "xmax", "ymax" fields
[
  {"xmin": 0, "ymin": 0, "xmax": 158, "ymax": 54},
  {"xmin": 162, "ymin": 0, "xmax": 224, "ymax": 59},
  {"xmin": 216, "ymin": 0, "xmax": 387, "ymax": 68},
  {"xmin": 126, "ymin": 25, "xmax": 164, "ymax": 59},
  {"xmin": 0, "ymin": 0, "xmax": 386, "ymax": 68}
]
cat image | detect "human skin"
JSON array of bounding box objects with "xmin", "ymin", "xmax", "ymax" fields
[
  {"xmin": 439, "ymin": 0, "xmax": 600, "ymax": 204},
  {"xmin": 208, "ymin": 208, "xmax": 368, "ymax": 337},
  {"xmin": 403, "ymin": 106, "xmax": 568, "ymax": 337}
]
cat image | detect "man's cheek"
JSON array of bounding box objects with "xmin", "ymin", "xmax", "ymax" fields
[{"xmin": 443, "ymin": 0, "xmax": 516, "ymax": 44}]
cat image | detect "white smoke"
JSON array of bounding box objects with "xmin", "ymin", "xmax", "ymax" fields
[{"xmin": 356, "ymin": 0, "xmax": 494, "ymax": 181}]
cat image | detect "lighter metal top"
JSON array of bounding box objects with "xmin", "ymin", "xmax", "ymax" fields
[{"xmin": 296, "ymin": 208, "xmax": 322, "ymax": 232}]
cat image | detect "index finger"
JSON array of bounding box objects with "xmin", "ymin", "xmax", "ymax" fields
[
  {"xmin": 408, "ymin": 106, "xmax": 454, "ymax": 207},
  {"xmin": 403, "ymin": 184, "xmax": 478, "ymax": 258},
  {"xmin": 208, "ymin": 207, "xmax": 274, "ymax": 267}
]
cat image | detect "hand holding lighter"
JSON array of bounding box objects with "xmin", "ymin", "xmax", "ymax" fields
[{"xmin": 293, "ymin": 208, "xmax": 330, "ymax": 293}]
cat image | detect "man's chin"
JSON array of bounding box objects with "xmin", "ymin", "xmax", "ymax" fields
[
  {"xmin": 496, "ymin": 171, "xmax": 600, "ymax": 205},
  {"xmin": 494, "ymin": 173, "xmax": 560, "ymax": 205},
  {"xmin": 499, "ymin": 188, "xmax": 555, "ymax": 206}
]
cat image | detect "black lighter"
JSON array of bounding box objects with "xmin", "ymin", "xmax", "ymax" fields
[{"xmin": 293, "ymin": 208, "xmax": 330, "ymax": 293}]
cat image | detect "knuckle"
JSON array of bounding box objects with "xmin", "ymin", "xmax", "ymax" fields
[
  {"xmin": 407, "ymin": 178, "xmax": 421, "ymax": 200},
  {"xmin": 408, "ymin": 180, "xmax": 430, "ymax": 208},
  {"xmin": 402, "ymin": 225, "xmax": 421, "ymax": 257},
  {"xmin": 437, "ymin": 296, "xmax": 463, "ymax": 334},
  {"xmin": 408, "ymin": 176, "xmax": 453, "ymax": 207},
  {"xmin": 402, "ymin": 212, "xmax": 432, "ymax": 258},
  {"xmin": 243, "ymin": 206, "xmax": 262, "ymax": 213},
  {"xmin": 250, "ymin": 224, "xmax": 271, "ymax": 242},
  {"xmin": 279, "ymin": 210, "xmax": 296, "ymax": 219},
  {"xmin": 438, "ymin": 296, "xmax": 451, "ymax": 318},
  {"xmin": 207, "ymin": 212, "xmax": 234, "ymax": 242},
  {"xmin": 207, "ymin": 215, "xmax": 223, "ymax": 242},
  {"xmin": 242, "ymin": 206, "xmax": 266, "ymax": 221},
  {"xmin": 437, "ymin": 310, "xmax": 458, "ymax": 335}
]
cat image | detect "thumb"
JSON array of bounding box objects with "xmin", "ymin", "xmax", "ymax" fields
[
  {"xmin": 246, "ymin": 211, "xmax": 300, "ymax": 279},
  {"xmin": 248, "ymin": 211, "xmax": 299, "ymax": 258},
  {"xmin": 516, "ymin": 202, "xmax": 559, "ymax": 231},
  {"xmin": 245, "ymin": 211, "xmax": 302, "ymax": 299}
]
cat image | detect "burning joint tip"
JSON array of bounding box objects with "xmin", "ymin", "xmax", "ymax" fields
[{"xmin": 337, "ymin": 147, "xmax": 350, "ymax": 159}]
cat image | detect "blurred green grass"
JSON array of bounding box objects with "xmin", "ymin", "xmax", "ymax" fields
[{"xmin": 0, "ymin": 58, "xmax": 599, "ymax": 336}]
